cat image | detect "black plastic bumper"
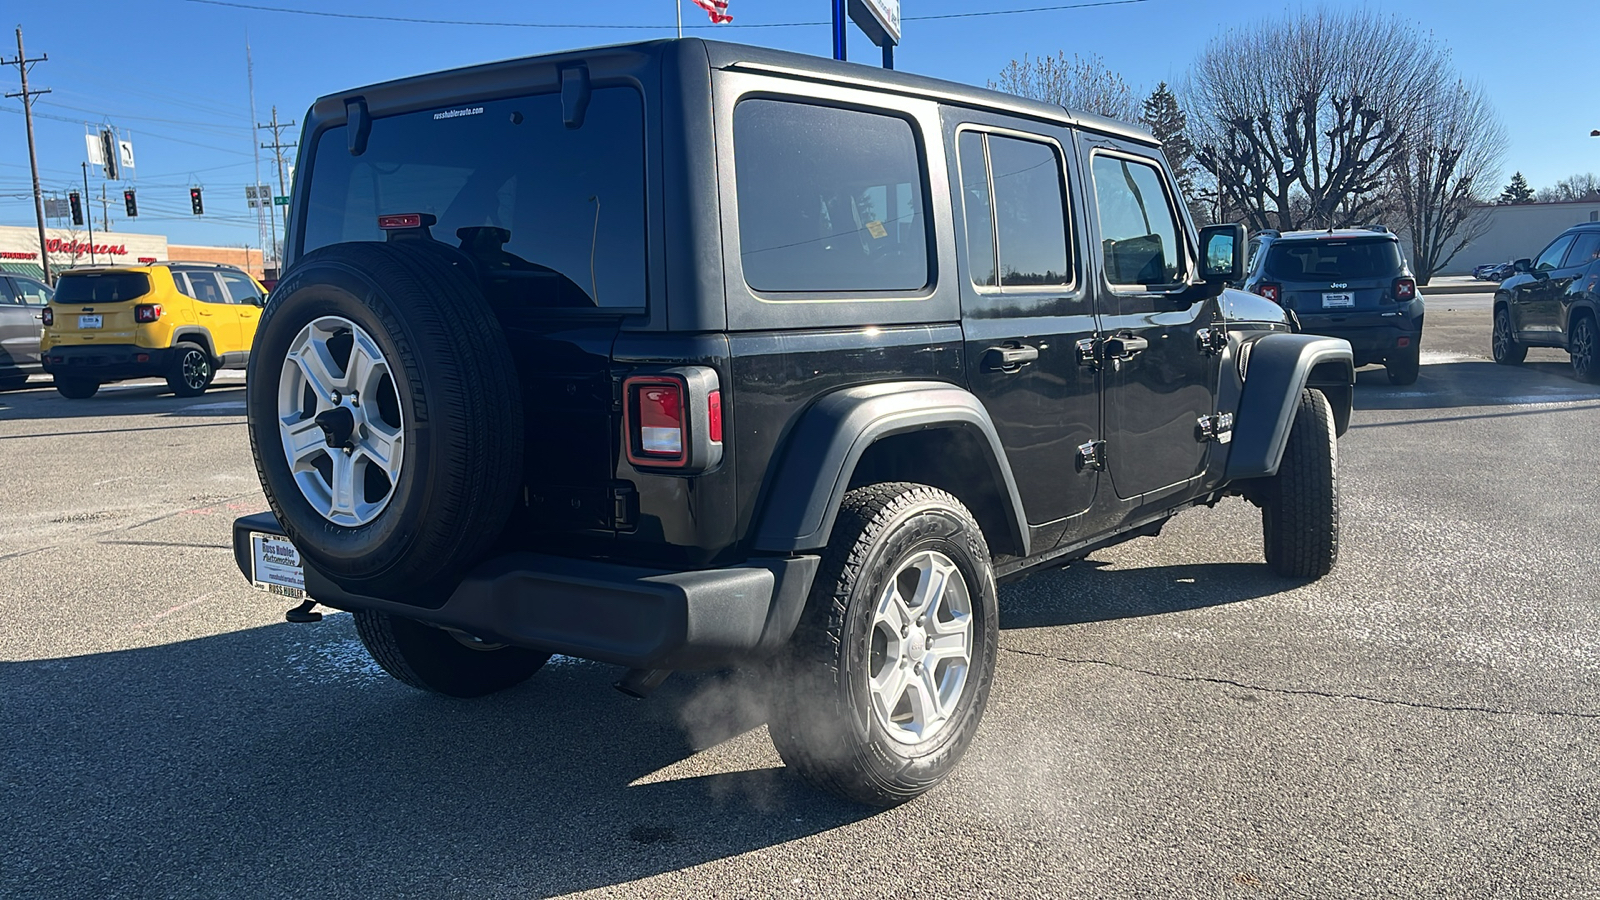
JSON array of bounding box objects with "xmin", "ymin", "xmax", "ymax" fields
[
  {"xmin": 232, "ymin": 512, "xmax": 820, "ymax": 670},
  {"xmin": 42, "ymin": 344, "xmax": 174, "ymax": 381}
]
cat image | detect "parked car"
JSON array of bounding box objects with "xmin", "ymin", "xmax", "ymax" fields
[
  {"xmin": 229, "ymin": 38, "xmax": 1354, "ymax": 807},
  {"xmin": 1475, "ymin": 261, "xmax": 1516, "ymax": 282},
  {"xmin": 1492, "ymin": 223, "xmax": 1600, "ymax": 381},
  {"xmin": 0, "ymin": 273, "xmax": 53, "ymax": 389},
  {"xmin": 1242, "ymin": 227, "xmax": 1424, "ymax": 384},
  {"xmin": 40, "ymin": 262, "xmax": 267, "ymax": 399}
]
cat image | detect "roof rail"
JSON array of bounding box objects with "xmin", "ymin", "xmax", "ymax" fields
[
  {"xmin": 1366, "ymin": 225, "xmax": 1389, "ymax": 233},
  {"xmin": 1254, "ymin": 229, "xmax": 1280, "ymax": 238}
]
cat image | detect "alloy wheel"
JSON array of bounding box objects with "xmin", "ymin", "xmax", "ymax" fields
[
  {"xmin": 180, "ymin": 348, "xmax": 211, "ymax": 391},
  {"xmin": 866, "ymin": 549, "xmax": 974, "ymax": 746}
]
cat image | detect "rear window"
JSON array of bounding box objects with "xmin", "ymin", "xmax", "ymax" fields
[
  {"xmin": 733, "ymin": 99, "xmax": 929, "ymax": 293},
  {"xmin": 53, "ymin": 272, "xmax": 150, "ymax": 304},
  {"xmin": 1265, "ymin": 239, "xmax": 1403, "ymax": 281},
  {"xmin": 301, "ymin": 87, "xmax": 647, "ymax": 310}
]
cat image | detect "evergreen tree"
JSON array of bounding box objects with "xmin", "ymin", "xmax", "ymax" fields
[
  {"xmin": 1142, "ymin": 82, "xmax": 1200, "ymax": 218},
  {"xmin": 1497, "ymin": 172, "xmax": 1535, "ymax": 205}
]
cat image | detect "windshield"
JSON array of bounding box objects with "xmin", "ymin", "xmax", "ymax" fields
[
  {"xmin": 1264, "ymin": 238, "xmax": 1403, "ymax": 281},
  {"xmin": 301, "ymin": 87, "xmax": 647, "ymax": 310},
  {"xmin": 52, "ymin": 272, "xmax": 151, "ymax": 304}
]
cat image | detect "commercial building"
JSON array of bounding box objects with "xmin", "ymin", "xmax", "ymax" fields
[
  {"xmin": 1403, "ymin": 200, "xmax": 1600, "ymax": 276},
  {"xmin": 0, "ymin": 223, "xmax": 264, "ymax": 282}
]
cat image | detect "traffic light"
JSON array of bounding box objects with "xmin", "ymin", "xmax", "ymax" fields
[
  {"xmin": 124, "ymin": 189, "xmax": 138, "ymax": 218},
  {"xmin": 68, "ymin": 192, "xmax": 83, "ymax": 226},
  {"xmin": 189, "ymin": 187, "xmax": 204, "ymax": 215}
]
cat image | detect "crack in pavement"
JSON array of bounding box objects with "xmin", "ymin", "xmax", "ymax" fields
[{"xmin": 1001, "ymin": 646, "xmax": 1600, "ymax": 721}]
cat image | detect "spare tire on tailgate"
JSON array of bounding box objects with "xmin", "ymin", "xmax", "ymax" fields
[{"xmin": 246, "ymin": 241, "xmax": 524, "ymax": 600}]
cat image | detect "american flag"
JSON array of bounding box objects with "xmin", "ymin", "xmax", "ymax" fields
[{"xmin": 691, "ymin": 0, "xmax": 733, "ymax": 24}]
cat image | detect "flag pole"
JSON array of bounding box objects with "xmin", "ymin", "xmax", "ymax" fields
[{"xmin": 676, "ymin": 0, "xmax": 682, "ymax": 38}]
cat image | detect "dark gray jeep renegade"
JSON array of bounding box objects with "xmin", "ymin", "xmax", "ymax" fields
[{"xmin": 232, "ymin": 39, "xmax": 1354, "ymax": 806}]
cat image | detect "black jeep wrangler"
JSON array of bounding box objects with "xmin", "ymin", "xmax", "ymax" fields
[{"xmin": 232, "ymin": 39, "xmax": 1353, "ymax": 807}]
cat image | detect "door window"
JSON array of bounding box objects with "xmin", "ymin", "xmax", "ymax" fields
[
  {"xmin": 169, "ymin": 271, "xmax": 192, "ymax": 297},
  {"xmin": 219, "ymin": 271, "xmax": 264, "ymax": 305},
  {"xmin": 733, "ymin": 99, "xmax": 929, "ymax": 293},
  {"xmin": 1534, "ymin": 235, "xmax": 1576, "ymax": 272},
  {"xmin": 185, "ymin": 271, "xmax": 227, "ymax": 304},
  {"xmin": 1562, "ymin": 232, "xmax": 1600, "ymax": 268},
  {"xmin": 0, "ymin": 278, "xmax": 18, "ymax": 304},
  {"xmin": 12, "ymin": 278, "xmax": 51, "ymax": 305},
  {"xmin": 1091, "ymin": 154, "xmax": 1185, "ymax": 287},
  {"xmin": 957, "ymin": 131, "xmax": 1072, "ymax": 289}
]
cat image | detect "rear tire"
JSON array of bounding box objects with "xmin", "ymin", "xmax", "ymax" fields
[
  {"xmin": 1569, "ymin": 314, "xmax": 1599, "ymax": 383},
  {"xmin": 54, "ymin": 378, "xmax": 98, "ymax": 399},
  {"xmin": 1261, "ymin": 388, "xmax": 1339, "ymax": 579},
  {"xmin": 1385, "ymin": 343, "xmax": 1420, "ymax": 385},
  {"xmin": 167, "ymin": 343, "xmax": 215, "ymax": 397},
  {"xmin": 352, "ymin": 610, "xmax": 549, "ymax": 698},
  {"xmin": 767, "ymin": 482, "xmax": 999, "ymax": 807},
  {"xmin": 1492, "ymin": 306, "xmax": 1526, "ymax": 365}
]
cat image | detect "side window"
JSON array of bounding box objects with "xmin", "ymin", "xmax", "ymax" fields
[
  {"xmin": 1562, "ymin": 232, "xmax": 1600, "ymax": 268},
  {"xmin": 733, "ymin": 99, "xmax": 929, "ymax": 293},
  {"xmin": 219, "ymin": 272, "xmax": 263, "ymax": 305},
  {"xmin": 170, "ymin": 271, "xmax": 192, "ymax": 297},
  {"xmin": 1091, "ymin": 154, "xmax": 1185, "ymax": 287},
  {"xmin": 957, "ymin": 130, "xmax": 1072, "ymax": 289},
  {"xmin": 185, "ymin": 271, "xmax": 227, "ymax": 304},
  {"xmin": 0, "ymin": 279, "xmax": 18, "ymax": 305},
  {"xmin": 1534, "ymin": 235, "xmax": 1576, "ymax": 272},
  {"xmin": 13, "ymin": 278, "xmax": 52, "ymax": 305},
  {"xmin": 1246, "ymin": 239, "xmax": 1263, "ymax": 273}
]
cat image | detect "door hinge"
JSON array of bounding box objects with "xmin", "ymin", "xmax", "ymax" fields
[
  {"xmin": 611, "ymin": 482, "xmax": 637, "ymax": 530},
  {"xmin": 1076, "ymin": 337, "xmax": 1101, "ymax": 370},
  {"xmin": 1196, "ymin": 412, "xmax": 1234, "ymax": 443},
  {"xmin": 1196, "ymin": 326, "xmax": 1228, "ymax": 355},
  {"xmin": 1076, "ymin": 440, "xmax": 1106, "ymax": 472}
]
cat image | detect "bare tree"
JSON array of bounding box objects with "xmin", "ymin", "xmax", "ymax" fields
[
  {"xmin": 1187, "ymin": 8, "xmax": 1452, "ymax": 232},
  {"xmin": 1388, "ymin": 80, "xmax": 1507, "ymax": 283},
  {"xmin": 1539, "ymin": 173, "xmax": 1600, "ymax": 202},
  {"xmin": 992, "ymin": 51, "xmax": 1139, "ymax": 122}
]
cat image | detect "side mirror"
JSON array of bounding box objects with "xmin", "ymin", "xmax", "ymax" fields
[
  {"xmin": 1513, "ymin": 258, "xmax": 1532, "ymax": 274},
  {"xmin": 254, "ymin": 294, "xmax": 269, "ymax": 307},
  {"xmin": 1199, "ymin": 223, "xmax": 1247, "ymax": 288}
]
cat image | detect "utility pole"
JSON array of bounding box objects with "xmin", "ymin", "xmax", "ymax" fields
[
  {"xmin": 81, "ymin": 162, "xmax": 95, "ymax": 266},
  {"xmin": 246, "ymin": 38, "xmax": 273, "ymax": 275},
  {"xmin": 100, "ymin": 183, "xmax": 113, "ymax": 232},
  {"xmin": 259, "ymin": 105, "xmax": 296, "ymax": 232},
  {"xmin": 3, "ymin": 28, "xmax": 52, "ymax": 284}
]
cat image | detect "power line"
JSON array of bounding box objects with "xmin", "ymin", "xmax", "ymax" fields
[{"xmin": 183, "ymin": 0, "xmax": 1151, "ymax": 29}]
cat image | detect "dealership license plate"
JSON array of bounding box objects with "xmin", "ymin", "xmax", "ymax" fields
[
  {"xmin": 78, "ymin": 314, "xmax": 102, "ymax": 329},
  {"xmin": 1321, "ymin": 292, "xmax": 1355, "ymax": 309},
  {"xmin": 250, "ymin": 532, "xmax": 305, "ymax": 600}
]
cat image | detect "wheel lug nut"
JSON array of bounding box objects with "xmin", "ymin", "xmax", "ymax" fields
[
  {"xmin": 914, "ymin": 662, "xmax": 924, "ymax": 675},
  {"xmin": 331, "ymin": 390, "xmax": 342, "ymax": 404}
]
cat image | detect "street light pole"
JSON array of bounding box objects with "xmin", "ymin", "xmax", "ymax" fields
[{"xmin": 81, "ymin": 162, "xmax": 96, "ymax": 266}]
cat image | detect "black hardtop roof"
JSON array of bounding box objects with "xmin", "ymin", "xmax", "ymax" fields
[{"xmin": 314, "ymin": 37, "xmax": 1158, "ymax": 147}]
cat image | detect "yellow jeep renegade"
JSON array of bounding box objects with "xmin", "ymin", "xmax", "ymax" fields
[{"xmin": 41, "ymin": 263, "xmax": 266, "ymax": 399}]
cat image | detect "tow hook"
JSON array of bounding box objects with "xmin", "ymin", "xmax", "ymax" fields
[{"xmin": 285, "ymin": 598, "xmax": 322, "ymax": 623}]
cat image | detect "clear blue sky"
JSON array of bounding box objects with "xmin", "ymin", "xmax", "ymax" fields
[{"xmin": 2, "ymin": 0, "xmax": 1594, "ymax": 249}]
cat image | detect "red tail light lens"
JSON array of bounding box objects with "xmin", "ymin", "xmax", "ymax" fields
[
  {"xmin": 1256, "ymin": 283, "xmax": 1282, "ymax": 304},
  {"xmin": 1393, "ymin": 278, "xmax": 1416, "ymax": 301},
  {"xmin": 707, "ymin": 390, "xmax": 722, "ymax": 444},
  {"xmin": 41, "ymin": 307, "xmax": 53, "ymax": 326},
  {"xmin": 134, "ymin": 303, "xmax": 163, "ymax": 323},
  {"xmin": 625, "ymin": 377, "xmax": 686, "ymax": 465}
]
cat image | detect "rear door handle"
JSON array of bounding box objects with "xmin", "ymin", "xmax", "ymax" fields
[
  {"xmin": 1103, "ymin": 334, "xmax": 1148, "ymax": 359},
  {"xmin": 982, "ymin": 343, "xmax": 1039, "ymax": 372}
]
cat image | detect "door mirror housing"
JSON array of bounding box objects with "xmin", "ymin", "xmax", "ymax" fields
[
  {"xmin": 1513, "ymin": 258, "xmax": 1532, "ymax": 274},
  {"xmin": 1199, "ymin": 224, "xmax": 1247, "ymax": 288}
]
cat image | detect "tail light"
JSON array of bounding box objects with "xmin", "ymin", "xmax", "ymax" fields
[
  {"xmin": 623, "ymin": 367, "xmax": 724, "ymax": 473},
  {"xmin": 134, "ymin": 303, "xmax": 163, "ymax": 323},
  {"xmin": 1393, "ymin": 277, "xmax": 1416, "ymax": 301},
  {"xmin": 40, "ymin": 307, "xmax": 53, "ymax": 326},
  {"xmin": 1256, "ymin": 283, "xmax": 1282, "ymax": 304}
]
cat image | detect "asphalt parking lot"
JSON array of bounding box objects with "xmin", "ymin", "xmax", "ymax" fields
[{"xmin": 3, "ymin": 294, "xmax": 1597, "ymax": 899}]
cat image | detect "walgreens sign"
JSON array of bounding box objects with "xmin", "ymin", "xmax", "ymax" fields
[{"xmin": 46, "ymin": 237, "xmax": 128, "ymax": 256}]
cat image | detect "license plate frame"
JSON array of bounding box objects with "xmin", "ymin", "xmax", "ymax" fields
[
  {"xmin": 1321, "ymin": 292, "xmax": 1355, "ymax": 309},
  {"xmin": 250, "ymin": 532, "xmax": 306, "ymax": 600},
  {"xmin": 78, "ymin": 314, "xmax": 102, "ymax": 329}
]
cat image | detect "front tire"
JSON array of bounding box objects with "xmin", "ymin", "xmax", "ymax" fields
[
  {"xmin": 1492, "ymin": 306, "xmax": 1526, "ymax": 365},
  {"xmin": 1569, "ymin": 315, "xmax": 1599, "ymax": 383},
  {"xmin": 54, "ymin": 378, "xmax": 98, "ymax": 399},
  {"xmin": 167, "ymin": 343, "xmax": 215, "ymax": 397},
  {"xmin": 767, "ymin": 483, "xmax": 999, "ymax": 807},
  {"xmin": 1261, "ymin": 388, "xmax": 1339, "ymax": 579},
  {"xmin": 352, "ymin": 610, "xmax": 549, "ymax": 698}
]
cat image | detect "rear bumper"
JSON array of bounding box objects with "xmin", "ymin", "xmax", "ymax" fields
[
  {"xmin": 41, "ymin": 343, "xmax": 173, "ymax": 381},
  {"xmin": 231, "ymin": 512, "xmax": 820, "ymax": 670},
  {"xmin": 1293, "ymin": 313, "xmax": 1422, "ymax": 365}
]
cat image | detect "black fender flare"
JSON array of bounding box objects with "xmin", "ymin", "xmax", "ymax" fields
[
  {"xmin": 751, "ymin": 381, "xmax": 1030, "ymax": 557},
  {"xmin": 169, "ymin": 326, "xmax": 216, "ymax": 360},
  {"xmin": 1225, "ymin": 333, "xmax": 1354, "ymax": 481}
]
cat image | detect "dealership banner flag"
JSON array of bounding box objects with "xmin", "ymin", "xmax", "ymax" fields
[{"xmin": 691, "ymin": 0, "xmax": 732, "ymax": 23}]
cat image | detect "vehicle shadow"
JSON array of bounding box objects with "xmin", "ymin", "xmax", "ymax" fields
[
  {"xmin": 998, "ymin": 560, "xmax": 1280, "ymax": 630},
  {"xmin": 0, "ymin": 617, "xmax": 862, "ymax": 898},
  {"xmin": 0, "ymin": 379, "xmax": 248, "ymax": 422},
  {"xmin": 1351, "ymin": 360, "xmax": 1600, "ymax": 411}
]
